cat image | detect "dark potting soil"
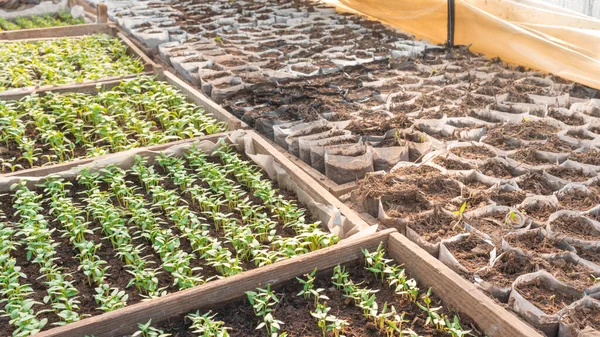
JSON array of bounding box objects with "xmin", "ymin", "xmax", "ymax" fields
[
  {"xmin": 158, "ymin": 261, "xmax": 483, "ymax": 337},
  {"xmin": 576, "ymin": 247, "xmax": 600, "ymax": 265},
  {"xmin": 443, "ymin": 234, "xmax": 492, "ymax": 274},
  {"xmin": 495, "ymin": 121, "xmax": 559, "ymax": 141},
  {"xmin": 569, "ymin": 150, "xmax": 600, "ymax": 166},
  {"xmin": 382, "ymin": 187, "xmax": 432, "ymax": 218},
  {"xmin": 538, "ymin": 258, "xmax": 599, "ymax": 291},
  {"xmin": 432, "ymin": 156, "xmax": 473, "ymax": 170},
  {"xmin": 479, "ymin": 160, "xmax": 517, "ymax": 179},
  {"xmin": 514, "ymin": 279, "xmax": 580, "ymax": 315},
  {"xmin": 408, "ymin": 207, "xmax": 462, "ymax": 243},
  {"xmin": 546, "ymin": 166, "xmax": 594, "ymax": 182},
  {"xmin": 551, "ymin": 215, "xmax": 600, "ymax": 241},
  {"xmin": 562, "ymin": 304, "xmax": 600, "ymax": 332},
  {"xmin": 489, "ymin": 188, "xmax": 527, "ymax": 207},
  {"xmin": 465, "ymin": 217, "xmax": 516, "ymax": 247},
  {"xmin": 548, "ymin": 109, "xmax": 585, "ymax": 126},
  {"xmin": 521, "ymin": 201, "xmax": 559, "ymax": 222},
  {"xmin": 482, "ymin": 130, "xmax": 523, "ymax": 151},
  {"xmin": 566, "ymin": 129, "xmax": 595, "ymax": 141},
  {"xmin": 518, "ymin": 172, "xmax": 555, "ymax": 195},
  {"xmin": 503, "ymin": 230, "xmax": 566, "ymax": 255},
  {"xmin": 450, "ymin": 146, "xmax": 496, "ymax": 160},
  {"xmin": 479, "ymin": 250, "xmax": 535, "ymax": 288},
  {"xmin": 509, "ymin": 148, "xmax": 548, "ymax": 165},
  {"xmin": 557, "ymin": 190, "xmax": 600, "ymax": 211}
]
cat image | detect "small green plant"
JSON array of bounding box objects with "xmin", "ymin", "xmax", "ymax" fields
[
  {"xmin": 297, "ymin": 268, "xmax": 328, "ymax": 307},
  {"xmin": 445, "ymin": 315, "xmax": 472, "ymax": 337},
  {"xmin": 311, "ymin": 302, "xmax": 330, "ymax": 337},
  {"xmin": 247, "ymin": 285, "xmax": 287, "ymax": 337},
  {"xmin": 188, "ymin": 311, "xmax": 231, "ymax": 337},
  {"xmin": 132, "ymin": 320, "xmax": 171, "ymax": 337},
  {"xmin": 452, "ymin": 202, "xmax": 467, "ymax": 230}
]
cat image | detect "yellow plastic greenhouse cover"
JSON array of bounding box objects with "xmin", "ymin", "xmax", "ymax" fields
[{"xmin": 322, "ymin": 0, "xmax": 600, "ymax": 90}]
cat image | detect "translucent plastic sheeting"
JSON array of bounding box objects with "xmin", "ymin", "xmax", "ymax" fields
[{"xmin": 322, "ymin": 0, "xmax": 600, "ymax": 91}]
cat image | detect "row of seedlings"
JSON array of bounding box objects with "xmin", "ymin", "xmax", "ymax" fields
[
  {"xmin": 0, "ymin": 141, "xmax": 340, "ymax": 336},
  {"xmin": 0, "ymin": 33, "xmax": 143, "ymax": 92},
  {"xmin": 0, "ymin": 76, "xmax": 227, "ymax": 172},
  {"xmin": 0, "ymin": 11, "xmax": 85, "ymax": 31},
  {"xmin": 131, "ymin": 245, "xmax": 480, "ymax": 337}
]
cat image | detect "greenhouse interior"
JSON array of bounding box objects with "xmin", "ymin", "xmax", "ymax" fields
[{"xmin": 0, "ymin": 0, "xmax": 599, "ymax": 336}]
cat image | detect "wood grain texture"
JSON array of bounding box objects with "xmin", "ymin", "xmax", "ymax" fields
[
  {"xmin": 387, "ymin": 232, "xmax": 543, "ymax": 337},
  {"xmin": 0, "ymin": 24, "xmax": 111, "ymax": 40},
  {"xmin": 97, "ymin": 4, "xmax": 108, "ymax": 23},
  {"xmin": 248, "ymin": 130, "xmax": 372, "ymax": 231},
  {"xmin": 0, "ymin": 133, "xmax": 229, "ymax": 178},
  {"xmin": 36, "ymin": 229, "xmax": 396, "ymax": 337}
]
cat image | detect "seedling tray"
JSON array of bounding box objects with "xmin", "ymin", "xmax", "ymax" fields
[
  {"xmin": 0, "ymin": 130, "xmax": 375, "ymax": 336},
  {"xmin": 0, "ymin": 69, "xmax": 241, "ymax": 175},
  {"xmin": 0, "ymin": 23, "xmax": 155, "ymax": 94},
  {"xmin": 29, "ymin": 229, "xmax": 542, "ymax": 337}
]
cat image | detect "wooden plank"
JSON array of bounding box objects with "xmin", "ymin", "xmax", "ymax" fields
[
  {"xmin": 0, "ymin": 72, "xmax": 153, "ymax": 101},
  {"xmin": 248, "ymin": 130, "xmax": 373, "ymax": 231},
  {"xmin": 97, "ymin": 3, "xmax": 108, "ymax": 23},
  {"xmin": 36, "ymin": 228, "xmax": 396, "ymax": 337},
  {"xmin": 163, "ymin": 70, "xmax": 244, "ymax": 130},
  {"xmin": 387, "ymin": 232, "xmax": 543, "ymax": 337},
  {"xmin": 1, "ymin": 133, "xmax": 229, "ymax": 178},
  {"xmin": 0, "ymin": 24, "xmax": 111, "ymax": 40}
]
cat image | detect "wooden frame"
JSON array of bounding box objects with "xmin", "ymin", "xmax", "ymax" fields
[
  {"xmin": 32, "ymin": 227, "xmax": 542, "ymax": 337},
  {"xmin": 0, "ymin": 23, "xmax": 156, "ymax": 97},
  {"xmin": 0, "ymin": 1, "xmax": 107, "ymax": 40}
]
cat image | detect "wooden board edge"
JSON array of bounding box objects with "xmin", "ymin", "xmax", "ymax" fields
[
  {"xmin": 0, "ymin": 24, "xmax": 110, "ymax": 40},
  {"xmin": 246, "ymin": 130, "xmax": 373, "ymax": 231},
  {"xmin": 162, "ymin": 70, "xmax": 244, "ymax": 130},
  {"xmin": 36, "ymin": 228, "xmax": 397, "ymax": 337},
  {"xmin": 0, "ymin": 72, "xmax": 154, "ymax": 101},
  {"xmin": 0, "ymin": 133, "xmax": 230, "ymax": 178},
  {"xmin": 386, "ymin": 232, "xmax": 543, "ymax": 337}
]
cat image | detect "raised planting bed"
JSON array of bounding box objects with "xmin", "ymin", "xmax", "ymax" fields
[
  {"xmin": 0, "ymin": 75, "xmax": 231, "ymax": 173},
  {"xmin": 0, "ymin": 25, "xmax": 155, "ymax": 93},
  {"xmin": 0, "ymin": 10, "xmax": 84, "ymax": 31},
  {"xmin": 30, "ymin": 229, "xmax": 544, "ymax": 337},
  {"xmin": 351, "ymin": 145, "xmax": 600, "ymax": 335},
  {"xmin": 0, "ymin": 130, "xmax": 373, "ymax": 336},
  {"xmin": 148, "ymin": 245, "xmax": 482, "ymax": 337}
]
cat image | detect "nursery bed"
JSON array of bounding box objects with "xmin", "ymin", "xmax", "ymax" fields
[
  {"xmin": 31, "ymin": 229, "xmax": 542, "ymax": 337},
  {"xmin": 0, "ymin": 75, "xmax": 228, "ymax": 173},
  {"xmin": 0, "ymin": 10, "xmax": 84, "ymax": 31},
  {"xmin": 0, "ymin": 24, "xmax": 154, "ymax": 94},
  {"xmin": 0, "ymin": 130, "xmax": 372, "ymax": 336}
]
